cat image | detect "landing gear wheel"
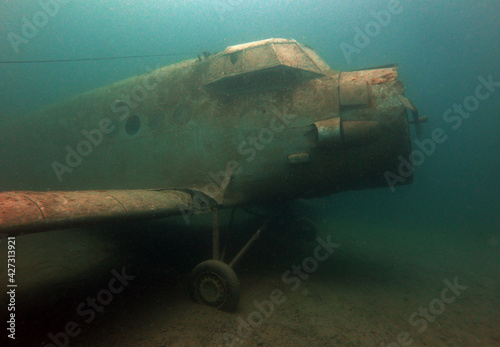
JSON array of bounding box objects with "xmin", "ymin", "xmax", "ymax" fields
[{"xmin": 191, "ymin": 260, "xmax": 240, "ymax": 312}]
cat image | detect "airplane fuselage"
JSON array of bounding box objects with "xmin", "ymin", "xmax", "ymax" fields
[{"xmin": 0, "ymin": 39, "xmax": 412, "ymax": 208}]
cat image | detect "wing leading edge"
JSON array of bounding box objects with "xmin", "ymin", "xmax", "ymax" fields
[{"xmin": 0, "ymin": 189, "xmax": 198, "ymax": 236}]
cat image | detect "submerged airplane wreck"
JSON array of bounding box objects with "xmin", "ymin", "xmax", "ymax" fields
[{"xmin": 0, "ymin": 38, "xmax": 421, "ymax": 310}]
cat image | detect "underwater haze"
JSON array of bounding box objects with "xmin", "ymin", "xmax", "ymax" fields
[{"xmin": 0, "ymin": 0, "xmax": 499, "ymax": 346}]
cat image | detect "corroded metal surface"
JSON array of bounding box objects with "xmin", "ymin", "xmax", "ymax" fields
[
  {"xmin": 314, "ymin": 118, "xmax": 342, "ymax": 147},
  {"xmin": 0, "ymin": 38, "xmax": 415, "ymax": 232},
  {"xmin": 204, "ymin": 38, "xmax": 326, "ymax": 93},
  {"xmin": 0, "ymin": 190, "xmax": 194, "ymax": 234}
]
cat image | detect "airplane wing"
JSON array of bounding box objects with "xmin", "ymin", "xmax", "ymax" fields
[{"xmin": 0, "ymin": 189, "xmax": 202, "ymax": 236}]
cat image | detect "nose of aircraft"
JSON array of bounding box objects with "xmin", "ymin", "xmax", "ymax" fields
[{"xmin": 309, "ymin": 75, "xmax": 415, "ymax": 191}]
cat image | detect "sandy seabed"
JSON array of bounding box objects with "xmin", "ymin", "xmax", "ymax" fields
[{"xmin": 0, "ymin": 210, "xmax": 498, "ymax": 347}]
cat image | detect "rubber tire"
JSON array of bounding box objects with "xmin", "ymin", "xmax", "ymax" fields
[{"xmin": 190, "ymin": 260, "xmax": 240, "ymax": 312}]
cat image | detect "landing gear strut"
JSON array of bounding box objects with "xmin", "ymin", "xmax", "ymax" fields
[{"xmin": 190, "ymin": 207, "xmax": 267, "ymax": 311}]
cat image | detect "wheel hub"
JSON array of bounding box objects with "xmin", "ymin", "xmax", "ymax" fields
[{"xmin": 197, "ymin": 272, "xmax": 225, "ymax": 306}]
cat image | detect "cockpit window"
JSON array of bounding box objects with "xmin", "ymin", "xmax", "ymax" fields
[{"xmin": 203, "ymin": 39, "xmax": 327, "ymax": 94}]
